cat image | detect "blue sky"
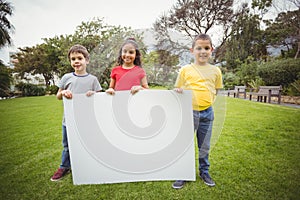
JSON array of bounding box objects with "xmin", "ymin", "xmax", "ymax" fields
[{"xmin": 0, "ymin": 0, "xmax": 177, "ymax": 63}]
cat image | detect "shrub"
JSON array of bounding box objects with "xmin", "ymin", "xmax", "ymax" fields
[
  {"xmin": 223, "ymin": 72, "xmax": 241, "ymax": 90},
  {"xmin": 46, "ymin": 85, "xmax": 59, "ymax": 95},
  {"xmin": 257, "ymin": 58, "xmax": 300, "ymax": 87},
  {"xmin": 15, "ymin": 82, "xmax": 46, "ymax": 96},
  {"xmin": 286, "ymin": 80, "xmax": 300, "ymax": 96}
]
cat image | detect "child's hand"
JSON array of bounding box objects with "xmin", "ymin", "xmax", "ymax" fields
[
  {"xmin": 174, "ymin": 88, "xmax": 183, "ymax": 93},
  {"xmin": 131, "ymin": 85, "xmax": 143, "ymax": 95},
  {"xmin": 62, "ymin": 90, "xmax": 72, "ymax": 99},
  {"xmin": 86, "ymin": 91, "xmax": 96, "ymax": 97},
  {"xmin": 105, "ymin": 88, "xmax": 115, "ymax": 95}
]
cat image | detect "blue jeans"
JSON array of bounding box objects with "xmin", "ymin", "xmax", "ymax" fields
[
  {"xmin": 60, "ymin": 125, "xmax": 71, "ymax": 169},
  {"xmin": 193, "ymin": 106, "xmax": 214, "ymax": 174}
]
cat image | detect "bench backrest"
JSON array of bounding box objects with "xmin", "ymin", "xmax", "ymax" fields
[
  {"xmin": 258, "ymin": 86, "xmax": 282, "ymax": 95},
  {"xmin": 234, "ymin": 86, "xmax": 246, "ymax": 92}
]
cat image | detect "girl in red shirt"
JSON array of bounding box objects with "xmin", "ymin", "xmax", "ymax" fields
[{"xmin": 106, "ymin": 38, "xmax": 149, "ymax": 95}]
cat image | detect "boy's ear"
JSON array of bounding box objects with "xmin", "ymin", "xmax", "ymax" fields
[{"xmin": 190, "ymin": 48, "xmax": 193, "ymax": 53}]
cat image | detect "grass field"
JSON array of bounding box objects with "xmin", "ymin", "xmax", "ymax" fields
[{"xmin": 0, "ymin": 96, "xmax": 299, "ymax": 200}]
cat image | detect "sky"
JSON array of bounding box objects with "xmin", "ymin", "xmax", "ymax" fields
[{"xmin": 0, "ymin": 0, "xmax": 177, "ymax": 63}]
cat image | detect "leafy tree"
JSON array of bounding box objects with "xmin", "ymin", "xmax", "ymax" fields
[
  {"xmin": 0, "ymin": 0, "xmax": 14, "ymax": 48},
  {"xmin": 0, "ymin": 60, "xmax": 11, "ymax": 97},
  {"xmin": 264, "ymin": 8, "xmax": 300, "ymax": 58},
  {"xmin": 222, "ymin": 3, "xmax": 267, "ymax": 71},
  {"xmin": 154, "ymin": 0, "xmax": 235, "ymax": 61},
  {"xmin": 13, "ymin": 43, "xmax": 60, "ymax": 86},
  {"xmin": 143, "ymin": 50, "xmax": 179, "ymax": 88},
  {"xmin": 236, "ymin": 57, "xmax": 261, "ymax": 86}
]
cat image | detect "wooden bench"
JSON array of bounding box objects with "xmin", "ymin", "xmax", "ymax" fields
[
  {"xmin": 227, "ymin": 86, "xmax": 246, "ymax": 99},
  {"xmin": 248, "ymin": 86, "xmax": 282, "ymax": 104}
]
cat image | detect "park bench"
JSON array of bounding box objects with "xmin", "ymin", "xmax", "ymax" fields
[
  {"xmin": 248, "ymin": 86, "xmax": 282, "ymax": 104},
  {"xmin": 227, "ymin": 86, "xmax": 246, "ymax": 99}
]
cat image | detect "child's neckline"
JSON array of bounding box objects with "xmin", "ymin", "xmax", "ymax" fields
[
  {"xmin": 121, "ymin": 65, "xmax": 135, "ymax": 69},
  {"xmin": 72, "ymin": 72, "xmax": 89, "ymax": 77}
]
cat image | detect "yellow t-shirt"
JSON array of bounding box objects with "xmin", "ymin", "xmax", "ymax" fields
[{"xmin": 175, "ymin": 63, "xmax": 223, "ymax": 111}]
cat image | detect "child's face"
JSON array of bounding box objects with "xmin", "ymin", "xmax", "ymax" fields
[
  {"xmin": 69, "ymin": 52, "xmax": 89, "ymax": 75},
  {"xmin": 121, "ymin": 43, "xmax": 136, "ymax": 67},
  {"xmin": 191, "ymin": 39, "xmax": 213, "ymax": 65}
]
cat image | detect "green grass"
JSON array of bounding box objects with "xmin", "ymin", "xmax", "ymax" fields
[{"xmin": 0, "ymin": 96, "xmax": 299, "ymax": 200}]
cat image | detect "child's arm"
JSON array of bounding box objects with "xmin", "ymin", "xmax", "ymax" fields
[
  {"xmin": 141, "ymin": 76, "xmax": 149, "ymax": 89},
  {"xmin": 106, "ymin": 78, "xmax": 116, "ymax": 95},
  {"xmin": 131, "ymin": 76, "xmax": 149, "ymax": 94},
  {"xmin": 57, "ymin": 88, "xmax": 72, "ymax": 100}
]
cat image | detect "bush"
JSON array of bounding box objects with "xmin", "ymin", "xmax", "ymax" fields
[
  {"xmin": 46, "ymin": 85, "xmax": 59, "ymax": 95},
  {"xmin": 286, "ymin": 80, "xmax": 300, "ymax": 96},
  {"xmin": 15, "ymin": 82, "xmax": 46, "ymax": 97},
  {"xmin": 257, "ymin": 58, "xmax": 300, "ymax": 87},
  {"xmin": 223, "ymin": 72, "xmax": 241, "ymax": 90}
]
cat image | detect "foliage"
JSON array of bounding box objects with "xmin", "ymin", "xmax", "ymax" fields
[
  {"xmin": 0, "ymin": 0, "xmax": 14, "ymax": 48},
  {"xmin": 248, "ymin": 78, "xmax": 265, "ymax": 92},
  {"xmin": 46, "ymin": 85, "xmax": 58, "ymax": 95},
  {"xmin": 0, "ymin": 61, "xmax": 11, "ymax": 97},
  {"xmin": 222, "ymin": 72, "xmax": 241, "ymax": 90},
  {"xmin": 236, "ymin": 57, "xmax": 261, "ymax": 86},
  {"xmin": 15, "ymin": 82, "xmax": 46, "ymax": 96},
  {"xmin": 223, "ymin": 4, "xmax": 267, "ymax": 70},
  {"xmin": 286, "ymin": 79, "xmax": 300, "ymax": 96},
  {"xmin": 257, "ymin": 58, "xmax": 300, "ymax": 87},
  {"xmin": 0, "ymin": 96, "xmax": 299, "ymax": 199},
  {"xmin": 264, "ymin": 8, "xmax": 300, "ymax": 58},
  {"xmin": 12, "ymin": 43, "xmax": 60, "ymax": 86},
  {"xmin": 153, "ymin": 0, "xmax": 234, "ymax": 62},
  {"xmin": 143, "ymin": 50, "xmax": 179, "ymax": 88}
]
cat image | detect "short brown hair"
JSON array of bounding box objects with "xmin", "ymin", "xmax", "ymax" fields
[
  {"xmin": 67, "ymin": 44, "xmax": 89, "ymax": 61},
  {"xmin": 192, "ymin": 34, "xmax": 213, "ymax": 48}
]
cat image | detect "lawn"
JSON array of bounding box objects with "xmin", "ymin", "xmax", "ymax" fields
[{"xmin": 0, "ymin": 96, "xmax": 299, "ymax": 200}]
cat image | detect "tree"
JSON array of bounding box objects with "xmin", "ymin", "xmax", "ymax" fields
[
  {"xmin": 223, "ymin": 4, "xmax": 267, "ymax": 71},
  {"xmin": 13, "ymin": 43, "xmax": 60, "ymax": 86},
  {"xmin": 265, "ymin": 8, "xmax": 300, "ymax": 58},
  {"xmin": 0, "ymin": 60, "xmax": 11, "ymax": 97},
  {"xmin": 143, "ymin": 50, "xmax": 179, "ymax": 87},
  {"xmin": 154, "ymin": 0, "xmax": 235, "ymax": 61},
  {"xmin": 0, "ymin": 0, "xmax": 14, "ymax": 48}
]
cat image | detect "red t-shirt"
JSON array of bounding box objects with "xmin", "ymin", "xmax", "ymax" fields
[{"xmin": 111, "ymin": 66, "xmax": 146, "ymax": 91}]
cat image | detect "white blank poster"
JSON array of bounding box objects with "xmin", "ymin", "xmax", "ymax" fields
[{"xmin": 64, "ymin": 90, "xmax": 195, "ymax": 185}]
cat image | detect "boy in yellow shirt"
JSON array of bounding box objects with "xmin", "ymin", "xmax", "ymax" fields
[{"xmin": 173, "ymin": 34, "xmax": 223, "ymax": 189}]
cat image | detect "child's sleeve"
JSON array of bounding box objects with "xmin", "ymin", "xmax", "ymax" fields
[
  {"xmin": 57, "ymin": 74, "xmax": 67, "ymax": 90},
  {"xmin": 93, "ymin": 77, "xmax": 102, "ymax": 92}
]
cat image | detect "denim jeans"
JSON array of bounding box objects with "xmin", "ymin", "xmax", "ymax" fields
[
  {"xmin": 193, "ymin": 106, "xmax": 214, "ymax": 174},
  {"xmin": 60, "ymin": 125, "xmax": 71, "ymax": 169}
]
